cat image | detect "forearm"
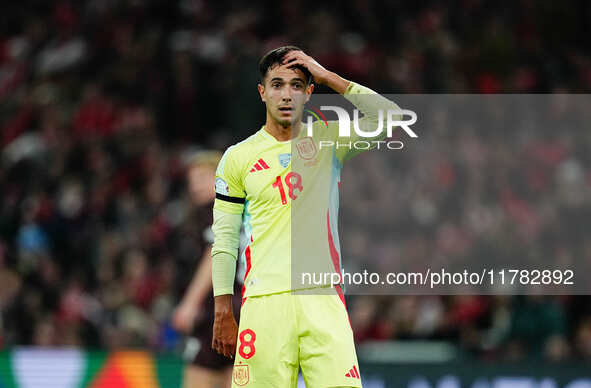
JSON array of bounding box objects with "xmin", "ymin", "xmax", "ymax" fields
[
  {"xmin": 322, "ymin": 71, "xmax": 351, "ymax": 95},
  {"xmin": 333, "ymin": 81, "xmax": 403, "ymax": 162},
  {"xmin": 214, "ymin": 294, "xmax": 233, "ymax": 315},
  {"xmin": 211, "ymin": 209, "xmax": 242, "ymax": 296},
  {"xmin": 212, "ymin": 251, "xmax": 237, "ymax": 296},
  {"xmin": 344, "ymin": 81, "xmax": 402, "ymax": 143},
  {"xmin": 344, "ymin": 82, "xmax": 401, "ymax": 120}
]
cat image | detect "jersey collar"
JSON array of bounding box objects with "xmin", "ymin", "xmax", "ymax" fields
[{"xmin": 259, "ymin": 125, "xmax": 302, "ymax": 144}]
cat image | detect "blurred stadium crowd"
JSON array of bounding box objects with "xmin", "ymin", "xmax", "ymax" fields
[{"xmin": 1, "ymin": 0, "xmax": 591, "ymax": 363}]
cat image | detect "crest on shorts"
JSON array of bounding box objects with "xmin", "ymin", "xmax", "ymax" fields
[
  {"xmin": 278, "ymin": 153, "xmax": 291, "ymax": 168},
  {"xmin": 296, "ymin": 137, "xmax": 317, "ymax": 160},
  {"xmin": 233, "ymin": 364, "xmax": 249, "ymax": 386}
]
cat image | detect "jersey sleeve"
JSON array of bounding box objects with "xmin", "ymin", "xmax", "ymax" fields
[
  {"xmin": 336, "ymin": 82, "xmax": 402, "ymax": 163},
  {"xmin": 211, "ymin": 209, "xmax": 242, "ymax": 296},
  {"xmin": 213, "ymin": 147, "xmax": 246, "ymax": 215}
]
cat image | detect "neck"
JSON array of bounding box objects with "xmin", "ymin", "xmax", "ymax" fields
[{"xmin": 264, "ymin": 112, "xmax": 302, "ymax": 142}]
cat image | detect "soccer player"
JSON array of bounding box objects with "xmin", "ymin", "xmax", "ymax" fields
[
  {"xmin": 211, "ymin": 46, "xmax": 400, "ymax": 387},
  {"xmin": 172, "ymin": 151, "xmax": 242, "ymax": 388}
]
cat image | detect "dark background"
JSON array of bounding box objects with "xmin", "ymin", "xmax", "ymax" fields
[{"xmin": 1, "ymin": 0, "xmax": 591, "ymax": 364}]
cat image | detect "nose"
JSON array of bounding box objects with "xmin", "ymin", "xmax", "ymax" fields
[{"xmin": 281, "ymin": 87, "xmax": 292, "ymax": 102}]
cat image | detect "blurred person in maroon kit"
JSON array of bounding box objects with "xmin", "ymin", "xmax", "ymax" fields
[{"xmin": 172, "ymin": 151, "xmax": 242, "ymax": 388}]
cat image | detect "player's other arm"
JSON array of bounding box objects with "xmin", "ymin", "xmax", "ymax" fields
[
  {"xmin": 339, "ymin": 81, "xmax": 402, "ymax": 161},
  {"xmin": 282, "ymin": 49, "xmax": 400, "ymax": 116},
  {"xmin": 282, "ymin": 50, "xmax": 402, "ymax": 160},
  {"xmin": 211, "ymin": 148, "xmax": 245, "ymax": 359},
  {"xmin": 281, "ymin": 50, "xmax": 350, "ymax": 94}
]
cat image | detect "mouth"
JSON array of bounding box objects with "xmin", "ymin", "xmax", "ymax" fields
[{"xmin": 278, "ymin": 106, "xmax": 293, "ymax": 114}]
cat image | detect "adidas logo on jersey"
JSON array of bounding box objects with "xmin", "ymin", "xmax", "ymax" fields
[
  {"xmin": 345, "ymin": 365, "xmax": 360, "ymax": 379},
  {"xmin": 250, "ymin": 158, "xmax": 270, "ymax": 172}
]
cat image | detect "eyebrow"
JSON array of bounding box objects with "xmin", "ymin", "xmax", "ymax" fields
[{"xmin": 269, "ymin": 77, "xmax": 306, "ymax": 84}]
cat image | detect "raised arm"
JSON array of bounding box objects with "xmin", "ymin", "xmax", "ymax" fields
[
  {"xmin": 281, "ymin": 50, "xmax": 350, "ymax": 94},
  {"xmin": 340, "ymin": 82, "xmax": 402, "ymax": 161},
  {"xmin": 282, "ymin": 50, "xmax": 402, "ymax": 162}
]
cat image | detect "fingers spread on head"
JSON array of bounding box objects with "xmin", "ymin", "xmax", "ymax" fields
[
  {"xmin": 284, "ymin": 52, "xmax": 301, "ymax": 63},
  {"xmin": 288, "ymin": 60, "xmax": 303, "ymax": 69}
]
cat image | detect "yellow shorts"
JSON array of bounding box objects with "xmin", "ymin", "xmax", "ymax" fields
[{"xmin": 231, "ymin": 286, "xmax": 362, "ymax": 388}]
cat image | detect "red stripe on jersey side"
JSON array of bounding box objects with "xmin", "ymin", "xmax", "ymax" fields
[
  {"xmin": 345, "ymin": 372, "xmax": 351, "ymax": 377},
  {"xmin": 241, "ymin": 245, "xmax": 252, "ymax": 298},
  {"xmin": 254, "ymin": 163, "xmax": 262, "ymax": 171},
  {"xmin": 326, "ymin": 211, "xmax": 341, "ymax": 282},
  {"xmin": 241, "ymin": 297, "xmax": 247, "ymax": 307},
  {"xmin": 250, "ymin": 168, "xmax": 256, "ymax": 172},
  {"xmin": 335, "ymin": 284, "xmax": 347, "ymax": 309},
  {"xmin": 327, "ymin": 211, "xmax": 350, "ymax": 316},
  {"xmin": 258, "ymin": 159, "xmax": 269, "ymax": 169},
  {"xmin": 353, "ymin": 365, "xmax": 360, "ymax": 378},
  {"xmin": 335, "ymin": 283, "xmax": 351, "ymax": 328}
]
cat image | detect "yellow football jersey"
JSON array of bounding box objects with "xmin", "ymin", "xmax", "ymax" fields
[{"xmin": 213, "ymin": 82, "xmax": 399, "ymax": 297}]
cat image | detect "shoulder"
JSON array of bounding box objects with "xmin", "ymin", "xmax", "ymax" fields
[
  {"xmin": 227, "ymin": 131, "xmax": 261, "ymax": 154},
  {"xmin": 218, "ymin": 131, "xmax": 262, "ymax": 175}
]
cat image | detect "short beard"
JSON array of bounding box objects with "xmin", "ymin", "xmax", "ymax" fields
[{"xmin": 273, "ymin": 114, "xmax": 293, "ymax": 128}]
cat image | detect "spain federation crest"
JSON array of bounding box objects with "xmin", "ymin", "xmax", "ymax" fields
[
  {"xmin": 278, "ymin": 153, "xmax": 291, "ymax": 168},
  {"xmin": 233, "ymin": 364, "xmax": 249, "ymax": 386},
  {"xmin": 296, "ymin": 137, "xmax": 317, "ymax": 160}
]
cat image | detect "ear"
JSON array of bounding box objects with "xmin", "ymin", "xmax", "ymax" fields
[
  {"xmin": 305, "ymin": 83, "xmax": 314, "ymax": 103},
  {"xmin": 257, "ymin": 83, "xmax": 265, "ymax": 102}
]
